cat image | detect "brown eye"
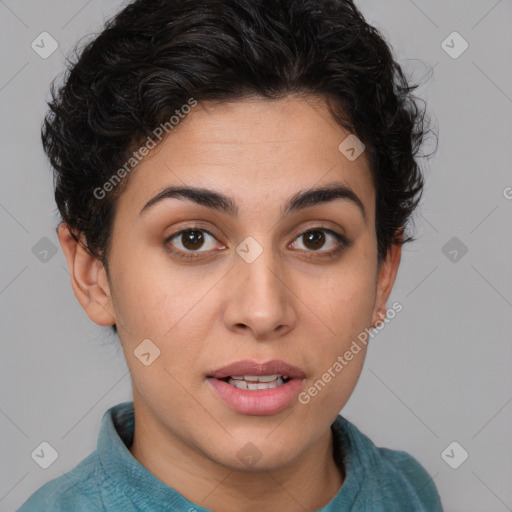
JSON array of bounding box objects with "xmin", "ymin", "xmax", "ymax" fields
[
  {"xmin": 291, "ymin": 228, "xmax": 347, "ymax": 255},
  {"xmin": 302, "ymin": 230, "xmax": 326, "ymax": 251},
  {"xmin": 180, "ymin": 229, "xmax": 206, "ymax": 250},
  {"xmin": 166, "ymin": 228, "xmax": 221, "ymax": 256},
  {"xmin": 164, "ymin": 225, "xmax": 348, "ymax": 262}
]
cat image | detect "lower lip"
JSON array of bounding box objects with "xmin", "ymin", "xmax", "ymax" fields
[{"xmin": 207, "ymin": 377, "xmax": 304, "ymax": 415}]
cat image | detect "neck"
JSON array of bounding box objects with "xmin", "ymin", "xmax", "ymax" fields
[{"xmin": 129, "ymin": 403, "xmax": 343, "ymax": 511}]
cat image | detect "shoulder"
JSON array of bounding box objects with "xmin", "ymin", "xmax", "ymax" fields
[
  {"xmin": 332, "ymin": 415, "xmax": 443, "ymax": 511},
  {"xmin": 17, "ymin": 451, "xmax": 106, "ymax": 512}
]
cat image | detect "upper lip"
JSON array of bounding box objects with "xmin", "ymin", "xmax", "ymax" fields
[{"xmin": 208, "ymin": 360, "xmax": 306, "ymax": 379}]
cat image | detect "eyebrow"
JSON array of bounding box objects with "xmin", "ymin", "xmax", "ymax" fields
[{"xmin": 140, "ymin": 182, "xmax": 366, "ymax": 219}]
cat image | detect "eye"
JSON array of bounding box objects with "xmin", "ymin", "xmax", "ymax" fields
[
  {"xmin": 289, "ymin": 228, "xmax": 348, "ymax": 257},
  {"xmin": 165, "ymin": 228, "xmax": 225, "ymax": 259},
  {"xmin": 164, "ymin": 226, "xmax": 348, "ymax": 261}
]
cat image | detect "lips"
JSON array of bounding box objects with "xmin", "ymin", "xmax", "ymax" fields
[
  {"xmin": 207, "ymin": 360, "xmax": 306, "ymax": 415},
  {"xmin": 208, "ymin": 360, "xmax": 306, "ymax": 380}
]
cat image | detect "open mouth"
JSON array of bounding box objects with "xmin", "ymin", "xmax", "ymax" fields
[
  {"xmin": 207, "ymin": 360, "xmax": 305, "ymax": 415},
  {"xmin": 221, "ymin": 374, "xmax": 291, "ymax": 390}
]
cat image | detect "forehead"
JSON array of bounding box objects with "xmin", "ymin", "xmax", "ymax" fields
[{"xmin": 115, "ymin": 94, "xmax": 375, "ymax": 221}]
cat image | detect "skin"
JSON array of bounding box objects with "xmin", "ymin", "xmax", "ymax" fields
[{"xmin": 58, "ymin": 94, "xmax": 401, "ymax": 512}]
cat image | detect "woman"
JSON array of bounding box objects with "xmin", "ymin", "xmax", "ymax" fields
[{"xmin": 19, "ymin": 0, "xmax": 441, "ymax": 510}]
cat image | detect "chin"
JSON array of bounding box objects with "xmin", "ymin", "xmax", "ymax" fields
[{"xmin": 205, "ymin": 433, "xmax": 305, "ymax": 473}]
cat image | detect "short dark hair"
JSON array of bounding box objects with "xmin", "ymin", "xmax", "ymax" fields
[{"xmin": 43, "ymin": 0, "xmax": 431, "ymax": 333}]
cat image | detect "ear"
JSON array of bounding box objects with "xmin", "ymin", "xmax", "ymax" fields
[
  {"xmin": 370, "ymin": 231, "xmax": 403, "ymax": 328},
  {"xmin": 57, "ymin": 223, "xmax": 116, "ymax": 327}
]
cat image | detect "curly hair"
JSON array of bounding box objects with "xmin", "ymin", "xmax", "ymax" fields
[{"xmin": 42, "ymin": 0, "xmax": 430, "ymax": 333}]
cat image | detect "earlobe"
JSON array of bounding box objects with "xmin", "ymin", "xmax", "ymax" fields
[
  {"xmin": 57, "ymin": 223, "xmax": 116, "ymax": 327},
  {"xmin": 371, "ymin": 236, "xmax": 402, "ymax": 327}
]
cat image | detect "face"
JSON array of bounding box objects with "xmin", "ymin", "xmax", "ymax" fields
[{"xmin": 62, "ymin": 94, "xmax": 400, "ymax": 472}]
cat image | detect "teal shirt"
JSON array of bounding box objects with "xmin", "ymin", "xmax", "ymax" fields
[{"xmin": 18, "ymin": 402, "xmax": 443, "ymax": 511}]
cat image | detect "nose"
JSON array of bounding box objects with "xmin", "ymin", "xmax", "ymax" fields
[{"xmin": 222, "ymin": 240, "xmax": 297, "ymax": 341}]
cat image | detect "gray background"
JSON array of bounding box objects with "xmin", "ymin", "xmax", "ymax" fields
[{"xmin": 1, "ymin": 1, "xmax": 511, "ymax": 511}]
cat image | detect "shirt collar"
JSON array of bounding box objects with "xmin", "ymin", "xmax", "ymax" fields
[{"xmin": 98, "ymin": 401, "xmax": 212, "ymax": 511}]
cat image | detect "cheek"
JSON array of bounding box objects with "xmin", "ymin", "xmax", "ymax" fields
[
  {"xmin": 316, "ymin": 258, "xmax": 377, "ymax": 340},
  {"xmin": 297, "ymin": 250, "xmax": 377, "ymax": 404},
  {"xmin": 298, "ymin": 293, "xmax": 373, "ymax": 414},
  {"xmin": 110, "ymin": 259, "xmax": 214, "ymax": 399},
  {"xmin": 109, "ymin": 250, "xmax": 222, "ymax": 366}
]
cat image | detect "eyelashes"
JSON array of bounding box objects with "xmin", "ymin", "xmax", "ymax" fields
[{"xmin": 164, "ymin": 225, "xmax": 350, "ymax": 261}]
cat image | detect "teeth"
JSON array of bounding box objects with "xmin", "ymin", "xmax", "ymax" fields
[
  {"xmin": 228, "ymin": 376, "xmax": 285, "ymax": 390},
  {"xmin": 243, "ymin": 375, "xmax": 260, "ymax": 382},
  {"xmin": 230, "ymin": 379, "xmax": 248, "ymax": 390},
  {"xmin": 247, "ymin": 374, "xmax": 280, "ymax": 382},
  {"xmin": 225, "ymin": 375, "xmax": 289, "ymax": 382}
]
